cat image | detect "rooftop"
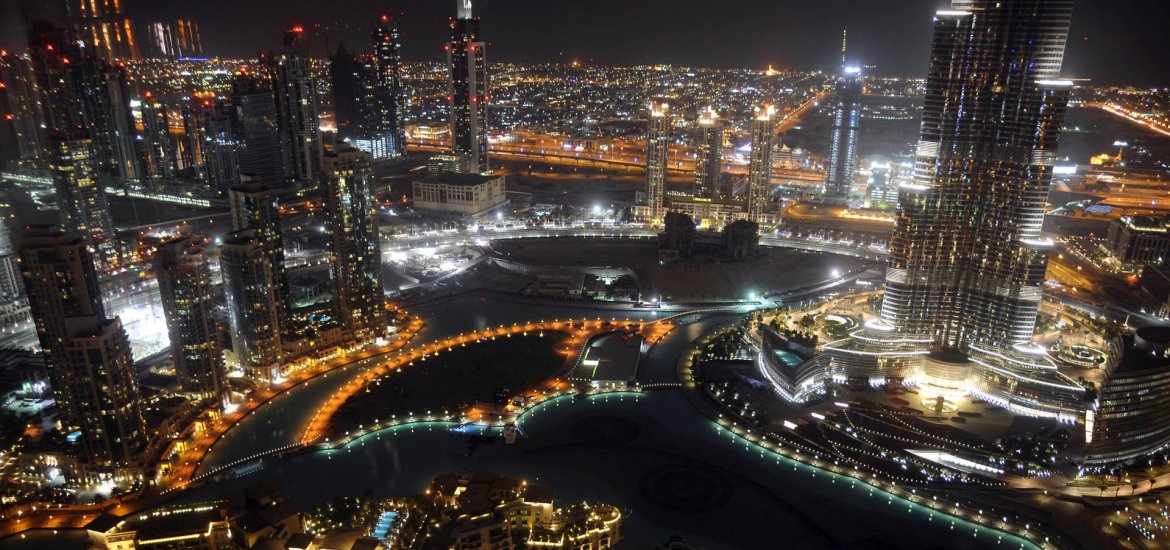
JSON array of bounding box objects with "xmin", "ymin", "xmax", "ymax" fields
[{"xmin": 416, "ymin": 171, "xmax": 500, "ymax": 187}]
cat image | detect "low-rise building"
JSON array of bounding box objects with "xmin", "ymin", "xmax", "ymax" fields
[
  {"xmin": 1105, "ymin": 215, "xmax": 1170, "ymax": 266},
  {"xmin": 1085, "ymin": 327, "xmax": 1170, "ymax": 468},
  {"xmin": 412, "ymin": 172, "xmax": 507, "ymax": 215}
]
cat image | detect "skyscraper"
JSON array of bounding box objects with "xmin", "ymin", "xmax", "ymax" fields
[
  {"xmin": 824, "ymin": 67, "xmax": 862, "ymax": 202},
  {"xmin": 830, "ymin": 0, "xmax": 1084, "ymax": 420},
  {"xmin": 196, "ymin": 98, "xmax": 241, "ymax": 196},
  {"xmin": 231, "ymin": 74, "xmax": 285, "ymax": 187},
  {"xmin": 373, "ymin": 15, "xmax": 406, "ymax": 158},
  {"xmin": 269, "ymin": 51, "xmax": 322, "ymax": 188},
  {"xmin": 446, "ymin": 0, "xmax": 489, "ymax": 174},
  {"xmin": 0, "ymin": 51, "xmax": 45, "ymax": 162},
  {"xmin": 45, "ymin": 129, "xmax": 119, "ymax": 269},
  {"xmin": 694, "ymin": 107, "xmax": 723, "ymax": 199},
  {"xmin": 323, "ymin": 145, "xmax": 386, "ymax": 341},
  {"xmin": 746, "ymin": 104, "xmax": 775, "ymax": 224},
  {"xmin": 645, "ymin": 101, "xmax": 670, "ymax": 223},
  {"xmin": 139, "ymin": 93, "xmax": 178, "ymax": 180},
  {"xmin": 219, "ymin": 230, "xmax": 283, "ymax": 383},
  {"xmin": 229, "ymin": 178, "xmax": 289, "ymax": 326},
  {"xmin": 155, "ymin": 237, "xmax": 225, "ymax": 402},
  {"xmin": 71, "ymin": 51, "xmax": 140, "ymax": 185},
  {"xmin": 19, "ymin": 226, "xmax": 145, "ymax": 474},
  {"xmin": 63, "ymin": 0, "xmax": 139, "ymax": 61}
]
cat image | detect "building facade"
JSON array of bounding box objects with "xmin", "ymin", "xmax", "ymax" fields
[
  {"xmin": 694, "ymin": 106, "xmax": 723, "ymax": 199},
  {"xmin": 19, "ymin": 227, "xmax": 146, "ymax": 477},
  {"xmin": 219, "ymin": 230, "xmax": 283, "ymax": 383},
  {"xmin": 155, "ymin": 238, "xmax": 226, "ymax": 402},
  {"xmin": 270, "ymin": 53, "xmax": 322, "ymax": 188},
  {"xmin": 412, "ymin": 172, "xmax": 506, "ymax": 215},
  {"xmin": 746, "ymin": 104, "xmax": 775, "ymax": 224},
  {"xmin": 229, "ymin": 178, "xmax": 290, "ymax": 327},
  {"xmin": 1105, "ymin": 215, "xmax": 1170, "ymax": 266},
  {"xmin": 447, "ymin": 0, "xmax": 489, "ymax": 174},
  {"xmin": 645, "ymin": 101, "xmax": 670, "ymax": 223},
  {"xmin": 323, "ymin": 145, "xmax": 386, "ymax": 341},
  {"xmin": 828, "ymin": 0, "xmax": 1085, "ymax": 420},
  {"xmin": 824, "ymin": 67, "xmax": 862, "ymax": 202}
]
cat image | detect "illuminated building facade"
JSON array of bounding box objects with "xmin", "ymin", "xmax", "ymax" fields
[
  {"xmin": 830, "ymin": 0, "xmax": 1084, "ymax": 420},
  {"xmin": 447, "ymin": 0, "xmax": 489, "ymax": 174},
  {"xmin": 645, "ymin": 101, "xmax": 670, "ymax": 222},
  {"xmin": 323, "ymin": 145, "xmax": 386, "ymax": 341},
  {"xmin": 694, "ymin": 106, "xmax": 723, "ymax": 199},
  {"xmin": 269, "ymin": 51, "xmax": 322, "ymax": 188},
  {"xmin": 45, "ymin": 130, "xmax": 119, "ymax": 269},
  {"xmin": 139, "ymin": 93, "xmax": 178, "ymax": 180},
  {"xmin": 1105, "ymin": 215, "xmax": 1170, "ymax": 266},
  {"xmin": 824, "ymin": 67, "xmax": 862, "ymax": 202},
  {"xmin": 155, "ymin": 238, "xmax": 225, "ymax": 402},
  {"xmin": 63, "ymin": 0, "xmax": 139, "ymax": 62},
  {"xmin": 194, "ymin": 97, "xmax": 241, "ymax": 196},
  {"xmin": 219, "ymin": 230, "xmax": 283, "ymax": 383},
  {"xmin": 19, "ymin": 226, "xmax": 145, "ymax": 475},
  {"xmin": 1085, "ymin": 327, "xmax": 1170, "ymax": 467},
  {"xmin": 231, "ymin": 74, "xmax": 285, "ymax": 187},
  {"xmin": 746, "ymin": 104, "xmax": 775, "ymax": 224},
  {"xmin": 0, "ymin": 51, "xmax": 45, "ymax": 161},
  {"xmin": 373, "ymin": 15, "xmax": 406, "ymax": 158},
  {"xmin": 229, "ymin": 178, "xmax": 290, "ymax": 327}
]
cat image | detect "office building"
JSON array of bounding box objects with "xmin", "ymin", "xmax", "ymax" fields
[
  {"xmin": 220, "ymin": 230, "xmax": 283, "ymax": 383},
  {"xmin": 824, "ymin": 67, "xmax": 862, "ymax": 202},
  {"xmin": 269, "ymin": 52, "xmax": 322, "ymax": 188},
  {"xmin": 229, "ymin": 178, "xmax": 289, "ymax": 325},
  {"xmin": 694, "ymin": 106, "xmax": 723, "ymax": 199},
  {"xmin": 447, "ymin": 0, "xmax": 489, "ymax": 174},
  {"xmin": 19, "ymin": 226, "xmax": 145, "ymax": 475},
  {"xmin": 323, "ymin": 145, "xmax": 386, "ymax": 341},
  {"xmin": 1105, "ymin": 215, "xmax": 1170, "ymax": 266},
  {"xmin": 412, "ymin": 172, "xmax": 506, "ymax": 215},
  {"xmin": 830, "ymin": 0, "xmax": 1084, "ymax": 420},
  {"xmin": 1084, "ymin": 327, "xmax": 1170, "ymax": 468},
  {"xmin": 746, "ymin": 104, "xmax": 775, "ymax": 224},
  {"xmin": 645, "ymin": 101, "xmax": 670, "ymax": 223},
  {"xmin": 155, "ymin": 238, "xmax": 225, "ymax": 402}
]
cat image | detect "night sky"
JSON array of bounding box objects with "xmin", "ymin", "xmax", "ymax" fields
[{"xmin": 1, "ymin": 0, "xmax": 1167, "ymax": 85}]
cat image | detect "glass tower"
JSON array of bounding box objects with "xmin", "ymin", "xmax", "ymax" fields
[
  {"xmin": 323, "ymin": 145, "xmax": 386, "ymax": 341},
  {"xmin": 824, "ymin": 67, "xmax": 862, "ymax": 202},
  {"xmin": 694, "ymin": 107, "xmax": 723, "ymax": 199},
  {"xmin": 746, "ymin": 104, "xmax": 775, "ymax": 224},
  {"xmin": 645, "ymin": 101, "xmax": 670, "ymax": 222},
  {"xmin": 447, "ymin": 0, "xmax": 489, "ymax": 174}
]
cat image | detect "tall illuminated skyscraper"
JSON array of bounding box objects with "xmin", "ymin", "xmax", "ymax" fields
[
  {"xmin": 645, "ymin": 101, "xmax": 670, "ymax": 222},
  {"xmin": 45, "ymin": 129, "xmax": 119, "ymax": 269},
  {"xmin": 269, "ymin": 46, "xmax": 322, "ymax": 188},
  {"xmin": 155, "ymin": 238, "xmax": 225, "ymax": 402},
  {"xmin": 694, "ymin": 107, "xmax": 723, "ymax": 199},
  {"xmin": 19, "ymin": 226, "xmax": 145, "ymax": 475},
  {"xmin": 229, "ymin": 177, "xmax": 289, "ymax": 327},
  {"xmin": 0, "ymin": 51, "xmax": 45, "ymax": 161},
  {"xmin": 323, "ymin": 145, "xmax": 386, "ymax": 341},
  {"xmin": 832, "ymin": 0, "xmax": 1084, "ymax": 420},
  {"xmin": 139, "ymin": 93, "xmax": 178, "ymax": 180},
  {"xmin": 220, "ymin": 230, "xmax": 283, "ymax": 383},
  {"xmin": 447, "ymin": 0, "xmax": 489, "ymax": 174},
  {"xmin": 746, "ymin": 104, "xmax": 775, "ymax": 224},
  {"xmin": 824, "ymin": 66, "xmax": 862, "ymax": 202},
  {"xmin": 373, "ymin": 15, "xmax": 406, "ymax": 158},
  {"xmin": 231, "ymin": 74, "xmax": 285, "ymax": 187},
  {"xmin": 63, "ymin": 0, "xmax": 139, "ymax": 61}
]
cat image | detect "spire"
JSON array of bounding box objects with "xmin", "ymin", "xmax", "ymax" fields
[{"xmin": 457, "ymin": 0, "xmax": 473, "ymax": 19}]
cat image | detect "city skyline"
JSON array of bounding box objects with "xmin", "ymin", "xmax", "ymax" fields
[{"xmin": 1, "ymin": 0, "xmax": 1167, "ymax": 85}]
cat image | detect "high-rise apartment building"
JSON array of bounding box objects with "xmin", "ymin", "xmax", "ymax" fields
[
  {"xmin": 447, "ymin": 0, "xmax": 489, "ymax": 174},
  {"xmin": 0, "ymin": 51, "xmax": 45, "ymax": 162},
  {"xmin": 645, "ymin": 101, "xmax": 670, "ymax": 223},
  {"xmin": 323, "ymin": 145, "xmax": 386, "ymax": 341},
  {"xmin": 45, "ymin": 129, "xmax": 119, "ymax": 269},
  {"xmin": 138, "ymin": 93, "xmax": 178, "ymax": 180},
  {"xmin": 195, "ymin": 98, "xmax": 241, "ymax": 196},
  {"xmin": 269, "ymin": 52, "xmax": 322, "ymax": 188},
  {"xmin": 229, "ymin": 178, "xmax": 289, "ymax": 326},
  {"xmin": 824, "ymin": 67, "xmax": 862, "ymax": 202},
  {"xmin": 694, "ymin": 107, "xmax": 723, "ymax": 199},
  {"xmin": 231, "ymin": 75, "xmax": 285, "ymax": 187},
  {"xmin": 373, "ymin": 15, "xmax": 406, "ymax": 158},
  {"xmin": 19, "ymin": 226, "xmax": 145, "ymax": 475},
  {"xmin": 155, "ymin": 238, "xmax": 225, "ymax": 402},
  {"xmin": 219, "ymin": 230, "xmax": 283, "ymax": 383},
  {"xmin": 746, "ymin": 104, "xmax": 775, "ymax": 224}
]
